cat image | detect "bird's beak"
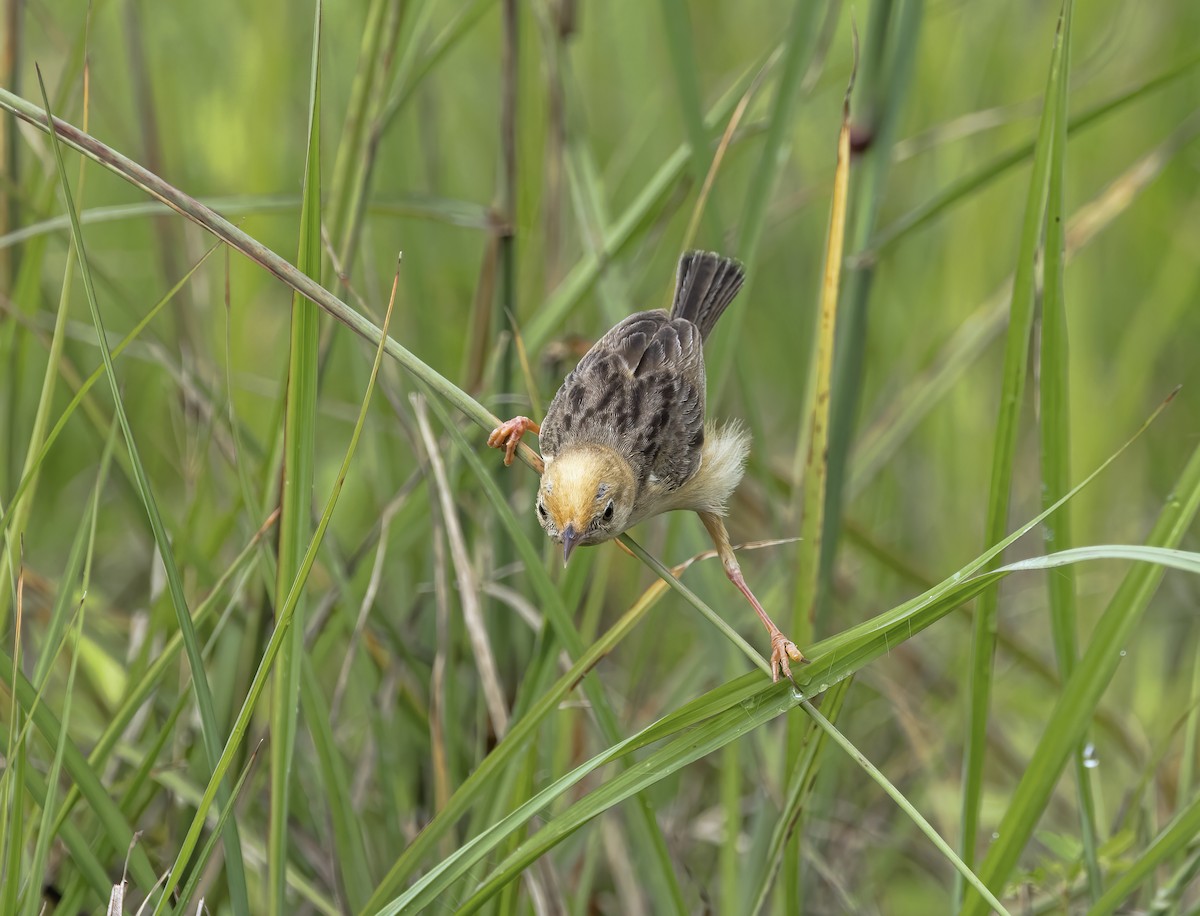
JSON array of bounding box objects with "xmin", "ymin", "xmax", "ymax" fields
[{"xmin": 562, "ymin": 524, "xmax": 580, "ymax": 566}]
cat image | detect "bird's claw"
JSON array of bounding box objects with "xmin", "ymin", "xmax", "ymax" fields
[
  {"xmin": 487, "ymin": 416, "xmax": 537, "ymax": 467},
  {"xmin": 769, "ymin": 632, "xmax": 808, "ymax": 684}
]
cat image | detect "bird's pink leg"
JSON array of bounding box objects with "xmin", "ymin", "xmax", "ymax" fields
[
  {"xmin": 487, "ymin": 416, "xmax": 544, "ymax": 472},
  {"xmin": 699, "ymin": 511, "xmax": 807, "ymax": 683}
]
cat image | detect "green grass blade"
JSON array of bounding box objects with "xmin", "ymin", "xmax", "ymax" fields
[
  {"xmin": 322, "ymin": 0, "xmax": 389, "ymax": 288},
  {"xmin": 1037, "ymin": 0, "xmax": 1101, "ymax": 900},
  {"xmin": 175, "ymin": 742, "xmax": 264, "ymax": 914},
  {"xmin": 707, "ymin": 0, "xmax": 817, "ymax": 399},
  {"xmin": 657, "ymin": 0, "xmax": 720, "ymax": 238},
  {"xmin": 1087, "ymin": 790, "xmax": 1200, "ymax": 916},
  {"xmin": 960, "ymin": 6, "xmax": 1070, "ymax": 886},
  {"xmin": 965, "ymin": 438, "xmax": 1200, "ymax": 914},
  {"xmin": 21, "ymin": 586, "xmax": 84, "ymax": 916},
  {"xmin": 33, "ymin": 69, "xmax": 249, "ymax": 910},
  {"xmin": 269, "ymin": 3, "xmax": 323, "ymax": 911},
  {"xmin": 20, "ymin": 420, "xmax": 114, "ymax": 916}
]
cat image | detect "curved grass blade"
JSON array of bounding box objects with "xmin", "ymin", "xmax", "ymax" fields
[
  {"xmin": 380, "ymin": 405, "xmax": 1194, "ymax": 912},
  {"xmin": 381, "ymin": 680, "xmax": 801, "ymax": 914},
  {"xmin": 799, "ymin": 696, "xmax": 1011, "ymax": 916},
  {"xmin": 869, "ymin": 47, "xmax": 1200, "ymax": 253},
  {"xmin": 426, "ymin": 542, "xmax": 1200, "ymax": 914}
]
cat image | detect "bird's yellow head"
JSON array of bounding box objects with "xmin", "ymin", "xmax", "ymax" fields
[{"xmin": 537, "ymin": 445, "xmax": 637, "ymax": 564}]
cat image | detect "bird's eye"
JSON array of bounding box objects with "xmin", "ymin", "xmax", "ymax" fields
[
  {"xmin": 603, "ymin": 500, "xmax": 614, "ymax": 521},
  {"xmin": 537, "ymin": 501, "xmax": 548, "ymax": 520}
]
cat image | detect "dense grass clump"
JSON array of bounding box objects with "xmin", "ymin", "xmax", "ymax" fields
[{"xmin": 1, "ymin": 1, "xmax": 1199, "ymax": 913}]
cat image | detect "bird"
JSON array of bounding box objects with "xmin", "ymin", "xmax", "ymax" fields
[{"xmin": 488, "ymin": 250, "xmax": 806, "ymax": 681}]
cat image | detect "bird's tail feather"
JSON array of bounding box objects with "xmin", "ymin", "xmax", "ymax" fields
[{"xmin": 670, "ymin": 250, "xmax": 745, "ymax": 340}]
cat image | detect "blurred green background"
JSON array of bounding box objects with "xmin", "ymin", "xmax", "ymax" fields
[{"xmin": 1, "ymin": 0, "xmax": 1199, "ymax": 912}]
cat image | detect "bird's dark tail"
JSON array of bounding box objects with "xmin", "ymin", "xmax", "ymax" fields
[{"xmin": 669, "ymin": 250, "xmax": 746, "ymax": 340}]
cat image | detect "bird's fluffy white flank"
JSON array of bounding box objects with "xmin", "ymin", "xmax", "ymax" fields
[{"xmin": 660, "ymin": 421, "xmax": 749, "ymax": 516}]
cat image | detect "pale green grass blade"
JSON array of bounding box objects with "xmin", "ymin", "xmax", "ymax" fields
[
  {"xmin": 269, "ymin": 3, "xmax": 322, "ymax": 911},
  {"xmin": 960, "ymin": 6, "xmax": 1070, "ymax": 886},
  {"xmin": 323, "ymin": 0, "xmax": 389, "ymax": 288},
  {"xmin": 0, "ymin": 194, "xmax": 488, "ymax": 249},
  {"xmin": 1037, "ymin": 0, "xmax": 1101, "ymax": 899},
  {"xmin": 148, "ymin": 265, "xmax": 394, "ymax": 913},
  {"xmin": 377, "ymin": 0, "xmax": 494, "ymax": 130},
  {"xmin": 966, "ymin": 439, "xmax": 1200, "ymax": 914},
  {"xmin": 34, "ymin": 69, "xmax": 248, "ymax": 909},
  {"xmin": 0, "ymin": 558, "xmax": 25, "ymax": 914},
  {"xmin": 326, "ymin": 0, "xmax": 407, "ymax": 286},
  {"xmin": 869, "ymin": 47, "xmax": 1200, "ymax": 252}
]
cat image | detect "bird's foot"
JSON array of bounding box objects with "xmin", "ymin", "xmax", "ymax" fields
[
  {"xmin": 487, "ymin": 416, "xmax": 541, "ymax": 467},
  {"xmin": 769, "ymin": 630, "xmax": 808, "ymax": 684}
]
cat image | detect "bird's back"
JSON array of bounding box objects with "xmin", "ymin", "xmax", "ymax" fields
[{"xmin": 539, "ymin": 251, "xmax": 745, "ymax": 494}]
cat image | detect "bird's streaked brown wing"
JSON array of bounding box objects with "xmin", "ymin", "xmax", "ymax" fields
[{"xmin": 540, "ymin": 309, "xmax": 707, "ymax": 491}]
